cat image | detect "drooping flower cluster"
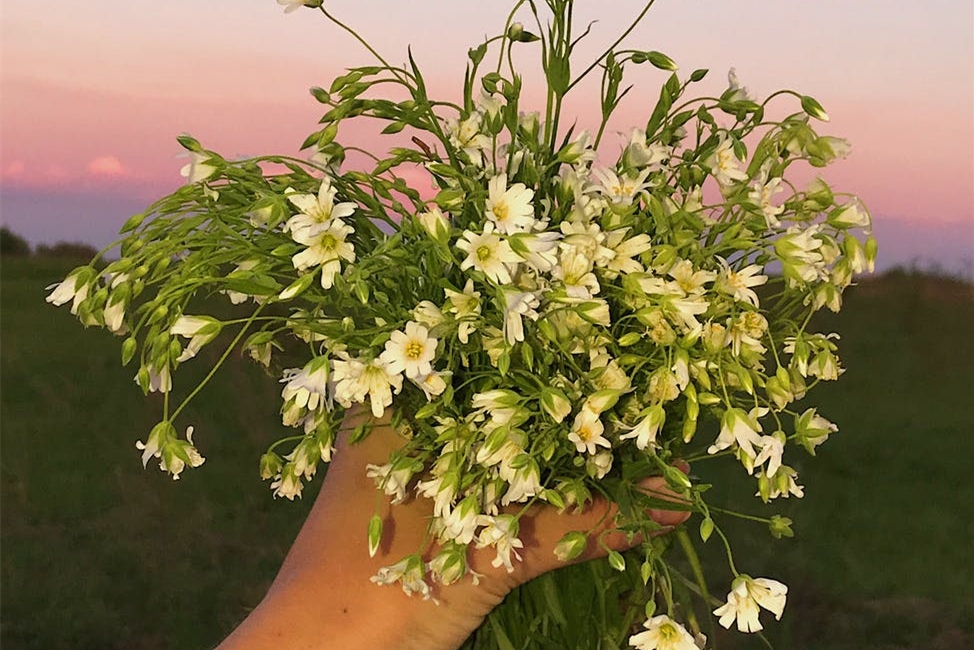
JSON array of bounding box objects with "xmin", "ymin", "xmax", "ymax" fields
[{"xmin": 48, "ymin": 1, "xmax": 875, "ymax": 644}]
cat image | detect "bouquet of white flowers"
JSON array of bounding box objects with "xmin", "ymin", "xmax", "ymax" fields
[{"xmin": 48, "ymin": 0, "xmax": 875, "ymax": 645}]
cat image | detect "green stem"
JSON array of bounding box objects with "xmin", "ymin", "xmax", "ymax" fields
[{"xmin": 170, "ymin": 304, "xmax": 265, "ymax": 421}]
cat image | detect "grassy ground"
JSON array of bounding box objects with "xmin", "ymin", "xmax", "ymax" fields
[{"xmin": 2, "ymin": 258, "xmax": 973, "ymax": 649}]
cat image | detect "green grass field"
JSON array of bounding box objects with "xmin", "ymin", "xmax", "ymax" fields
[{"xmin": 2, "ymin": 256, "xmax": 973, "ymax": 649}]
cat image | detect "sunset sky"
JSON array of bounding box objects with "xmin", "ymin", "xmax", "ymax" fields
[{"xmin": 2, "ymin": 0, "xmax": 972, "ymax": 272}]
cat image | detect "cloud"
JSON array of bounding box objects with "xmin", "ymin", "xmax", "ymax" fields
[
  {"xmin": 86, "ymin": 155, "xmax": 127, "ymax": 177},
  {"xmin": 2, "ymin": 161, "xmax": 26, "ymax": 176}
]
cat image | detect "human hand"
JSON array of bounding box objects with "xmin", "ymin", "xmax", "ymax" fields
[{"xmin": 218, "ymin": 412, "xmax": 690, "ymax": 650}]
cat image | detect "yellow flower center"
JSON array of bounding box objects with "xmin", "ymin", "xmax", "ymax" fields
[
  {"xmin": 493, "ymin": 202, "xmax": 510, "ymax": 222},
  {"xmin": 319, "ymin": 233, "xmax": 337, "ymax": 251},
  {"xmin": 405, "ymin": 340, "xmax": 425, "ymax": 360},
  {"xmin": 577, "ymin": 426, "xmax": 594, "ymax": 442},
  {"xmin": 476, "ymin": 245, "xmax": 492, "ymax": 262}
]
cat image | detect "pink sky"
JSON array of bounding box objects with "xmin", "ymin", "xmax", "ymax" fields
[{"xmin": 1, "ymin": 0, "xmax": 972, "ymax": 269}]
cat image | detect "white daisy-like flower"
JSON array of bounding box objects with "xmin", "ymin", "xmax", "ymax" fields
[
  {"xmin": 486, "ymin": 173, "xmax": 536, "ymax": 234},
  {"xmin": 381, "ymin": 321, "xmax": 437, "ymax": 379},
  {"xmin": 281, "ymin": 358, "xmax": 331, "ymax": 416},
  {"xmin": 366, "ymin": 462, "xmax": 415, "ymax": 503},
  {"xmin": 568, "ymin": 407, "xmax": 612, "ymax": 455},
  {"xmin": 713, "ymin": 575, "xmax": 788, "ymax": 633},
  {"xmin": 179, "ymin": 151, "xmax": 217, "ymax": 184},
  {"xmin": 46, "ymin": 267, "xmax": 93, "ymax": 315},
  {"xmin": 500, "ymin": 287, "xmax": 541, "ymax": 344},
  {"xmin": 445, "ymin": 112, "xmax": 491, "ymax": 166},
  {"xmin": 440, "ymin": 496, "xmax": 481, "ymax": 545},
  {"xmin": 748, "ymin": 169, "xmax": 785, "ymax": 229},
  {"xmin": 708, "ymin": 406, "xmax": 767, "ymax": 461},
  {"xmin": 707, "ymin": 137, "xmax": 748, "ymax": 187},
  {"xmin": 601, "ymin": 229, "xmax": 652, "ymax": 276},
  {"xmin": 170, "ymin": 315, "xmax": 221, "ymax": 362},
  {"xmin": 593, "ymin": 167, "xmax": 652, "ymax": 206},
  {"xmin": 667, "ymin": 259, "xmax": 717, "ymax": 296},
  {"xmin": 457, "ymin": 222, "xmax": 520, "ymax": 284},
  {"xmin": 476, "ymin": 514, "xmax": 524, "ymax": 573},
  {"xmin": 291, "ymin": 219, "xmax": 356, "ymax": 289},
  {"xmin": 619, "ymin": 405, "xmax": 666, "ymax": 450},
  {"xmin": 625, "ymin": 129, "xmax": 673, "ymax": 170},
  {"xmin": 716, "ymin": 258, "xmax": 768, "ymax": 307},
  {"xmin": 284, "ymin": 177, "xmax": 356, "ymax": 234},
  {"xmin": 629, "ymin": 614, "xmax": 698, "ymax": 650},
  {"xmin": 444, "ymin": 279, "xmax": 482, "ymax": 344},
  {"xmin": 552, "ymin": 248, "xmax": 600, "ymax": 299}
]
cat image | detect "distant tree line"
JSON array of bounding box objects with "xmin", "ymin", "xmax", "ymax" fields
[{"xmin": 1, "ymin": 227, "xmax": 97, "ymax": 259}]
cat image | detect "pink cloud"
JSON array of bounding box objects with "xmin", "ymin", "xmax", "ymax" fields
[
  {"xmin": 86, "ymin": 155, "xmax": 127, "ymax": 177},
  {"xmin": 2, "ymin": 160, "xmax": 26, "ymax": 177}
]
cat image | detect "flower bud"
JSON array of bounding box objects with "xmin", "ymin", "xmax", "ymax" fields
[
  {"xmin": 553, "ymin": 531, "xmax": 588, "ymax": 562},
  {"xmin": 800, "ymin": 95, "xmax": 830, "ymax": 122},
  {"xmin": 259, "ymin": 452, "xmax": 284, "ymax": 480},
  {"xmin": 769, "ymin": 515, "xmax": 794, "ymax": 539},
  {"xmin": 540, "ymin": 386, "xmax": 572, "ymax": 423}
]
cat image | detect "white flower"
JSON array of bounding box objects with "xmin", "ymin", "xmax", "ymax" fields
[
  {"xmin": 500, "ymin": 288, "xmax": 540, "ymax": 344},
  {"xmin": 367, "ymin": 463, "xmax": 416, "ymax": 504},
  {"xmin": 629, "ymin": 615, "xmax": 698, "ymax": 650},
  {"xmin": 457, "ymin": 222, "xmax": 520, "ymax": 284},
  {"xmin": 751, "ymin": 434, "xmax": 785, "ymax": 477},
  {"xmin": 486, "ymin": 173, "xmax": 536, "ymax": 235},
  {"xmin": 371, "ymin": 555, "xmax": 432, "ymax": 601},
  {"xmin": 446, "ymin": 112, "xmax": 491, "ymax": 166},
  {"xmin": 170, "ymin": 315, "xmax": 221, "ymax": 362},
  {"xmin": 625, "ymin": 130, "xmax": 672, "ymax": 170},
  {"xmin": 716, "ymin": 259, "xmax": 768, "ymax": 307},
  {"xmin": 271, "ymin": 465, "xmax": 304, "ymax": 500},
  {"xmin": 508, "ymin": 231, "xmax": 561, "ymax": 272},
  {"xmin": 145, "ymin": 362, "xmax": 171, "ymax": 394},
  {"xmin": 602, "ymin": 229, "xmax": 652, "ymax": 276},
  {"xmin": 381, "ymin": 321, "xmax": 437, "ymax": 379},
  {"xmin": 412, "ymin": 300, "xmax": 446, "ymax": 329},
  {"xmin": 593, "ymin": 167, "xmax": 652, "ymax": 206},
  {"xmin": 285, "ymin": 178, "xmax": 356, "ymax": 235},
  {"xmin": 708, "ymin": 407, "xmax": 767, "ymax": 461},
  {"xmin": 707, "ymin": 137, "xmax": 747, "ymax": 187},
  {"xmin": 714, "ymin": 575, "xmax": 788, "ymax": 633},
  {"xmin": 46, "ymin": 267, "xmax": 93, "ymax": 315},
  {"xmin": 620, "ymin": 405, "xmax": 666, "ymax": 450},
  {"xmin": 416, "ymin": 205, "xmax": 451, "ymax": 243},
  {"xmin": 829, "ymin": 200, "xmax": 870, "ymax": 229},
  {"xmin": 665, "ymin": 259, "xmax": 716, "ymax": 296},
  {"xmin": 476, "ymin": 514, "xmax": 524, "ymax": 573},
  {"xmin": 444, "ymin": 279, "xmax": 482, "ymax": 343},
  {"xmin": 411, "ymin": 370, "xmax": 449, "ymax": 401},
  {"xmin": 568, "ymin": 408, "xmax": 612, "ymax": 455},
  {"xmin": 748, "ymin": 170, "xmax": 785, "ymax": 229},
  {"xmin": 280, "ymin": 358, "xmax": 330, "ymax": 420},
  {"xmin": 416, "ymin": 475, "xmax": 457, "ymax": 518},
  {"xmin": 586, "ymin": 450, "xmax": 613, "ymax": 479},
  {"xmin": 276, "ymin": 0, "xmax": 320, "ymax": 13},
  {"xmin": 758, "ymin": 465, "xmax": 805, "ymax": 500},
  {"xmin": 179, "ymin": 151, "xmax": 217, "ymax": 184},
  {"xmin": 440, "ymin": 496, "xmax": 481, "ymax": 545},
  {"xmin": 291, "ymin": 218, "xmax": 356, "ymax": 289},
  {"xmin": 136, "ymin": 422, "xmax": 205, "ymax": 480},
  {"xmin": 333, "ymin": 356, "xmax": 403, "ymax": 418},
  {"xmin": 103, "ymin": 295, "xmax": 127, "ymax": 334},
  {"xmin": 552, "ymin": 248, "xmax": 600, "ymax": 299}
]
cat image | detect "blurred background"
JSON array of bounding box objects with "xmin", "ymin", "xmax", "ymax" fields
[{"xmin": 2, "ymin": 1, "xmax": 972, "ymax": 648}]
